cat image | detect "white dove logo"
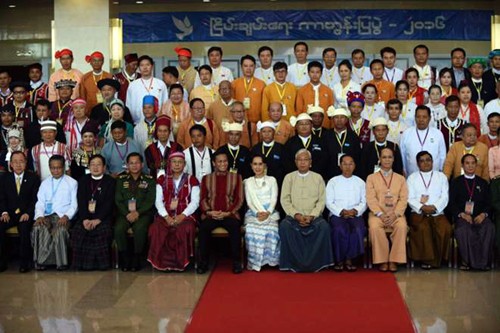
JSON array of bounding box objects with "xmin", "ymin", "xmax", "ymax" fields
[{"xmin": 172, "ymin": 16, "xmax": 193, "ymax": 40}]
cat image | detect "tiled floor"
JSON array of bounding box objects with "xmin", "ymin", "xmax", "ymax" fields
[{"xmin": 0, "ymin": 266, "xmax": 498, "ymax": 332}]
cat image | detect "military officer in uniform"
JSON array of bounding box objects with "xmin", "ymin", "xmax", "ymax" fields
[{"xmin": 114, "ymin": 152, "xmax": 156, "ymax": 271}]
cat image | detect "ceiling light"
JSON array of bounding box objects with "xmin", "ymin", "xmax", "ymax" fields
[
  {"xmin": 8, "ymin": 4, "xmax": 16, "ymax": 8},
  {"xmin": 113, "ymin": 1, "xmax": 119, "ymax": 4},
  {"xmin": 203, "ymin": 0, "xmax": 210, "ymax": 2},
  {"xmin": 136, "ymin": 1, "xmax": 143, "ymax": 4}
]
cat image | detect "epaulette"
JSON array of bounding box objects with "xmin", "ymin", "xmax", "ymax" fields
[
  {"xmin": 143, "ymin": 174, "xmax": 153, "ymax": 179},
  {"xmin": 119, "ymin": 174, "xmax": 128, "ymax": 179}
]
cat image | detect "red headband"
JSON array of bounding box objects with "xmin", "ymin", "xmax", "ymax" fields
[
  {"xmin": 85, "ymin": 51, "xmax": 104, "ymax": 63},
  {"xmin": 155, "ymin": 116, "xmax": 172, "ymax": 139},
  {"xmin": 55, "ymin": 49, "xmax": 73, "ymax": 59},
  {"xmin": 174, "ymin": 47, "xmax": 192, "ymax": 58}
]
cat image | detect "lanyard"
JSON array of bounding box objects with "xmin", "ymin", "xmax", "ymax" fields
[
  {"xmin": 350, "ymin": 119, "xmax": 362, "ymax": 136},
  {"xmin": 57, "ymin": 100, "xmax": 70, "ymax": 119},
  {"xmin": 172, "ymin": 105, "xmax": 180, "ymax": 122},
  {"xmin": 384, "ymin": 68, "xmax": 395, "ymax": 83},
  {"xmin": 379, "ymin": 171, "xmax": 394, "ymax": 191},
  {"xmin": 463, "ymin": 146, "xmax": 475, "ymax": 156},
  {"xmin": 51, "ymin": 177, "xmax": 63, "ymax": 201},
  {"xmin": 275, "ymin": 83, "xmax": 287, "ymax": 102},
  {"xmin": 473, "ymin": 81, "xmax": 483, "ymax": 99},
  {"xmin": 416, "ymin": 127, "xmax": 430, "ymax": 149},
  {"xmin": 141, "ymin": 78, "xmax": 153, "ymax": 94},
  {"xmin": 261, "ymin": 143, "xmax": 274, "ymax": 158},
  {"xmin": 114, "ymin": 141, "xmax": 129, "ymax": 163},
  {"xmin": 194, "ymin": 147, "xmax": 207, "ymax": 169},
  {"xmin": 92, "ymin": 72, "xmax": 103, "ymax": 86},
  {"xmin": 353, "ymin": 67, "xmax": 365, "ymax": 81},
  {"xmin": 464, "ymin": 177, "xmax": 476, "ymax": 201},
  {"xmin": 460, "ymin": 104, "xmax": 470, "ymax": 119},
  {"xmin": 301, "ymin": 136, "xmax": 312, "ymax": 149},
  {"xmin": 419, "ymin": 171, "xmax": 433, "ymax": 192},
  {"xmin": 243, "ymin": 77, "xmax": 254, "ymax": 96},
  {"xmin": 389, "ymin": 121, "xmax": 401, "ymax": 138},
  {"xmin": 366, "ymin": 105, "xmax": 375, "ymax": 120},
  {"xmin": 374, "ymin": 142, "xmax": 386, "ymax": 160},
  {"xmin": 228, "ymin": 146, "xmax": 240, "ymax": 169},
  {"xmin": 90, "ymin": 178, "xmax": 103, "ymax": 199},
  {"xmin": 173, "ymin": 173, "xmax": 187, "ymax": 198},
  {"xmin": 335, "ymin": 131, "xmax": 347, "ymax": 153},
  {"xmin": 43, "ymin": 143, "xmax": 56, "ymax": 157},
  {"xmin": 313, "ymin": 127, "xmax": 323, "ymax": 138}
]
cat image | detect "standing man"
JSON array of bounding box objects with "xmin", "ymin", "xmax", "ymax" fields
[
  {"xmin": 126, "ymin": 55, "xmax": 169, "ymax": 125},
  {"xmin": 114, "ymin": 153, "xmax": 156, "ymax": 271},
  {"xmin": 206, "ymin": 80, "xmax": 234, "ymax": 128},
  {"xmin": 450, "ymin": 48, "xmax": 471, "ymax": 89},
  {"xmin": 261, "ymin": 62, "xmax": 297, "ymax": 121},
  {"xmin": 0, "ymin": 152, "xmax": 40, "ymax": 273},
  {"xmin": 321, "ymin": 47, "xmax": 341, "ymax": 90},
  {"xmin": 436, "ymin": 95, "xmax": 467, "ymax": 152},
  {"xmin": 351, "ymin": 49, "xmax": 373, "ymax": 85},
  {"xmin": 287, "ymin": 42, "xmax": 310, "ymax": 88},
  {"xmin": 183, "ymin": 124, "xmax": 214, "ymax": 183},
  {"xmin": 295, "ymin": 61, "xmax": 334, "ymax": 128},
  {"xmin": 114, "ymin": 53, "xmax": 140, "ymax": 103},
  {"xmin": 483, "ymin": 49, "xmax": 500, "ymax": 105},
  {"xmin": 254, "ymin": 46, "xmax": 275, "ymax": 85},
  {"xmin": 367, "ymin": 59, "xmax": 395, "ymax": 105},
  {"xmin": 197, "ymin": 151, "xmax": 244, "ymax": 274},
  {"xmin": 48, "ymin": 48, "xmax": 83, "ymax": 101},
  {"xmin": 195, "ymin": 46, "xmax": 234, "ymax": 87},
  {"xmin": 91, "ymin": 78, "xmax": 134, "ymax": 126},
  {"xmin": 380, "ymin": 47, "xmax": 404, "ymax": 84},
  {"xmin": 32, "ymin": 155, "xmax": 78, "ymax": 270},
  {"xmin": 50, "ymin": 79, "xmax": 75, "ymax": 127},
  {"xmin": 231, "ymin": 55, "xmax": 266, "ymax": 124},
  {"xmin": 175, "ymin": 47, "xmax": 198, "ymax": 94},
  {"xmin": 0, "ymin": 70, "xmax": 13, "ymax": 108},
  {"xmin": 27, "ymin": 63, "xmax": 49, "ymax": 105},
  {"xmin": 467, "ymin": 57, "xmax": 491, "ymax": 106},
  {"xmin": 189, "ymin": 65, "xmax": 219, "ymax": 111},
  {"xmin": 5, "ymin": 81, "xmax": 34, "ymax": 130},
  {"xmin": 400, "ymin": 105, "xmax": 447, "ymax": 176},
  {"xmin": 407, "ymin": 151, "xmax": 451, "ymax": 269},
  {"xmin": 177, "ymin": 98, "xmax": 222, "ymax": 149},
  {"xmin": 25, "ymin": 99, "xmax": 65, "ymax": 149},
  {"xmin": 412, "ymin": 44, "xmax": 436, "ymax": 90},
  {"xmin": 79, "ymin": 51, "xmax": 113, "ymax": 113}
]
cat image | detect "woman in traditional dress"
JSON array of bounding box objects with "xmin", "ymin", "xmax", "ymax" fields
[
  {"xmin": 159, "ymin": 84, "xmax": 190, "ymax": 139},
  {"xmin": 70, "ymin": 122, "xmax": 101, "ymax": 181},
  {"xmin": 243, "ymin": 153, "xmax": 280, "ymax": 271},
  {"xmin": 97, "ymin": 99, "xmax": 134, "ymax": 147},
  {"xmin": 0, "ymin": 126, "xmax": 26, "ymax": 172},
  {"xmin": 147, "ymin": 151, "xmax": 200, "ymax": 271},
  {"xmin": 71, "ymin": 154, "xmax": 116, "ymax": 270}
]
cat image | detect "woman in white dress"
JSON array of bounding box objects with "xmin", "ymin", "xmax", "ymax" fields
[
  {"xmin": 243, "ymin": 153, "xmax": 280, "ymax": 271},
  {"xmin": 333, "ymin": 60, "xmax": 362, "ymax": 109}
]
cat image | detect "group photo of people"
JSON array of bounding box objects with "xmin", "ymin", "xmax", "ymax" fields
[{"xmin": 0, "ymin": 42, "xmax": 499, "ymax": 276}]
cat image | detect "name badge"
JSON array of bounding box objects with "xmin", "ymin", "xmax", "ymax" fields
[
  {"xmin": 122, "ymin": 163, "xmax": 127, "ymax": 170},
  {"xmin": 170, "ymin": 198, "xmax": 178, "ymax": 211},
  {"xmin": 85, "ymin": 169, "xmax": 91, "ymax": 174},
  {"xmin": 88, "ymin": 199, "xmax": 96, "ymax": 214},
  {"xmin": 45, "ymin": 201, "xmax": 53, "ymax": 215},
  {"xmin": 477, "ymin": 99, "xmax": 484, "ymax": 108},
  {"xmin": 56, "ymin": 118, "xmax": 63, "ymax": 125},
  {"xmin": 465, "ymin": 201, "xmax": 474, "ymax": 215},
  {"xmin": 243, "ymin": 97, "xmax": 251, "ymax": 109},
  {"xmin": 282, "ymin": 104, "xmax": 287, "ymax": 116},
  {"xmin": 17, "ymin": 120, "xmax": 24, "ymax": 128},
  {"xmin": 229, "ymin": 168, "xmax": 238, "ymax": 173},
  {"xmin": 128, "ymin": 198, "xmax": 137, "ymax": 212},
  {"xmin": 384, "ymin": 192, "xmax": 394, "ymax": 208}
]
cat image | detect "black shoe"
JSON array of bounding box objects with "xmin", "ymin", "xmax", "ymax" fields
[
  {"xmin": 0, "ymin": 265, "xmax": 7, "ymax": 273},
  {"xmin": 36, "ymin": 264, "xmax": 46, "ymax": 271},
  {"xmin": 196, "ymin": 263, "xmax": 208, "ymax": 274},
  {"xmin": 118, "ymin": 252, "xmax": 130, "ymax": 272},
  {"xmin": 19, "ymin": 266, "xmax": 31, "ymax": 273},
  {"xmin": 56, "ymin": 265, "xmax": 69, "ymax": 271},
  {"xmin": 232, "ymin": 262, "xmax": 242, "ymax": 274},
  {"xmin": 130, "ymin": 254, "xmax": 141, "ymax": 272}
]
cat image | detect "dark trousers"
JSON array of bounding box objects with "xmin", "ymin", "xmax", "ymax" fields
[
  {"xmin": 0, "ymin": 216, "xmax": 33, "ymax": 267},
  {"xmin": 198, "ymin": 217, "xmax": 241, "ymax": 264}
]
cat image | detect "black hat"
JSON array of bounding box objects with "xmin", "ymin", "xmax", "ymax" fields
[
  {"xmin": 9, "ymin": 81, "xmax": 30, "ymax": 91},
  {"xmin": 97, "ymin": 78, "xmax": 120, "ymax": 91},
  {"xmin": 27, "ymin": 63, "xmax": 43, "ymax": 71}
]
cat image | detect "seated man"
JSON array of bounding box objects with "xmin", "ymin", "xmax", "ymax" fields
[
  {"xmin": 326, "ymin": 154, "xmax": 367, "ymax": 272},
  {"xmin": 198, "ymin": 151, "xmax": 244, "ymax": 274},
  {"xmin": 71, "ymin": 155, "xmax": 116, "ymax": 271},
  {"xmin": 0, "ymin": 151, "xmax": 40, "ymax": 273},
  {"xmin": 279, "ymin": 149, "xmax": 333, "ymax": 272},
  {"xmin": 114, "ymin": 153, "xmax": 156, "ymax": 271},
  {"xmin": 449, "ymin": 154, "xmax": 495, "ymax": 271},
  {"xmin": 407, "ymin": 151, "xmax": 451, "ymax": 269},
  {"xmin": 31, "ymin": 155, "xmax": 78, "ymax": 271},
  {"xmin": 366, "ymin": 147, "xmax": 408, "ymax": 272},
  {"xmin": 148, "ymin": 151, "xmax": 200, "ymax": 271}
]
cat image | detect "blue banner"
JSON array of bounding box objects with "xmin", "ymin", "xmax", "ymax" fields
[{"xmin": 121, "ymin": 10, "xmax": 491, "ymax": 43}]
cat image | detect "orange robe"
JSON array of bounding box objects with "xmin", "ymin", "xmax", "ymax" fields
[
  {"xmin": 189, "ymin": 85, "xmax": 219, "ymax": 111},
  {"xmin": 296, "ymin": 83, "xmax": 334, "ymax": 128},
  {"xmin": 79, "ymin": 71, "xmax": 113, "ymax": 114},
  {"xmin": 231, "ymin": 77, "xmax": 266, "ymax": 123},
  {"xmin": 206, "ymin": 99, "xmax": 233, "ymax": 128},
  {"xmin": 367, "ymin": 79, "xmax": 395, "ymax": 105},
  {"xmin": 273, "ymin": 120, "xmax": 295, "ymax": 145},
  {"xmin": 261, "ymin": 82, "xmax": 297, "ymax": 121},
  {"xmin": 176, "ymin": 117, "xmax": 222, "ymax": 150}
]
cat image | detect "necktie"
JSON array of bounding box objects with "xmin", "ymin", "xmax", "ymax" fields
[{"xmin": 16, "ymin": 177, "xmax": 21, "ymax": 194}]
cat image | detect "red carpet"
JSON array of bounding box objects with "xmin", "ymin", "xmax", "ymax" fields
[{"xmin": 186, "ymin": 262, "xmax": 415, "ymax": 333}]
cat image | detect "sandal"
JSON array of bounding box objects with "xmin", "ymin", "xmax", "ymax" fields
[
  {"xmin": 420, "ymin": 263, "xmax": 432, "ymax": 270},
  {"xmin": 378, "ymin": 263, "xmax": 389, "ymax": 272},
  {"xmin": 345, "ymin": 264, "xmax": 357, "ymax": 272},
  {"xmin": 333, "ymin": 263, "xmax": 344, "ymax": 272},
  {"xmin": 389, "ymin": 262, "xmax": 398, "ymax": 272},
  {"xmin": 459, "ymin": 264, "xmax": 471, "ymax": 271}
]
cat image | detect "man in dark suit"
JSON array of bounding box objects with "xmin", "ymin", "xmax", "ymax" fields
[
  {"xmin": 0, "ymin": 151, "xmax": 40, "ymax": 272},
  {"xmin": 483, "ymin": 49, "xmax": 500, "ymax": 105},
  {"xmin": 450, "ymin": 48, "xmax": 471, "ymax": 89}
]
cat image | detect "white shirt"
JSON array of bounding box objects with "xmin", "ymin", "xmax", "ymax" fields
[
  {"xmin": 321, "ymin": 66, "xmax": 341, "ymax": 90},
  {"xmin": 34, "ymin": 175, "xmax": 78, "ymax": 219},
  {"xmin": 361, "ymin": 103, "xmax": 386, "ymax": 122},
  {"xmin": 484, "ymin": 98, "xmax": 500, "ymax": 117},
  {"xmin": 407, "ymin": 170, "xmax": 449, "ymax": 215},
  {"xmin": 155, "ymin": 180, "xmax": 200, "ymax": 218},
  {"xmin": 333, "ymin": 80, "xmax": 362, "ymax": 109},
  {"xmin": 194, "ymin": 65, "xmax": 234, "ymax": 87},
  {"xmin": 426, "ymin": 102, "xmax": 447, "ymax": 127},
  {"xmin": 458, "ymin": 103, "xmax": 488, "ymax": 134},
  {"xmin": 413, "ymin": 64, "xmax": 433, "ymax": 90},
  {"xmin": 400, "ymin": 126, "xmax": 447, "ymax": 176},
  {"xmin": 287, "ymin": 62, "xmax": 310, "ymax": 88},
  {"xmin": 387, "ymin": 120, "xmax": 408, "ymax": 145},
  {"xmin": 383, "ymin": 67, "xmax": 404, "ymax": 84},
  {"xmin": 254, "ymin": 66, "xmax": 274, "ymax": 85},
  {"xmin": 351, "ymin": 66, "xmax": 373, "ymax": 85},
  {"xmin": 126, "ymin": 77, "xmax": 168, "ymax": 124},
  {"xmin": 326, "ymin": 175, "xmax": 367, "ymax": 217},
  {"xmin": 183, "ymin": 145, "xmax": 214, "ymax": 183},
  {"xmin": 134, "ymin": 118, "xmax": 156, "ymax": 151},
  {"xmin": 400, "ymin": 101, "xmax": 417, "ymax": 127}
]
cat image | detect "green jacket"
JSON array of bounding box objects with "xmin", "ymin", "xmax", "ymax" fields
[{"xmin": 115, "ymin": 173, "xmax": 156, "ymax": 217}]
